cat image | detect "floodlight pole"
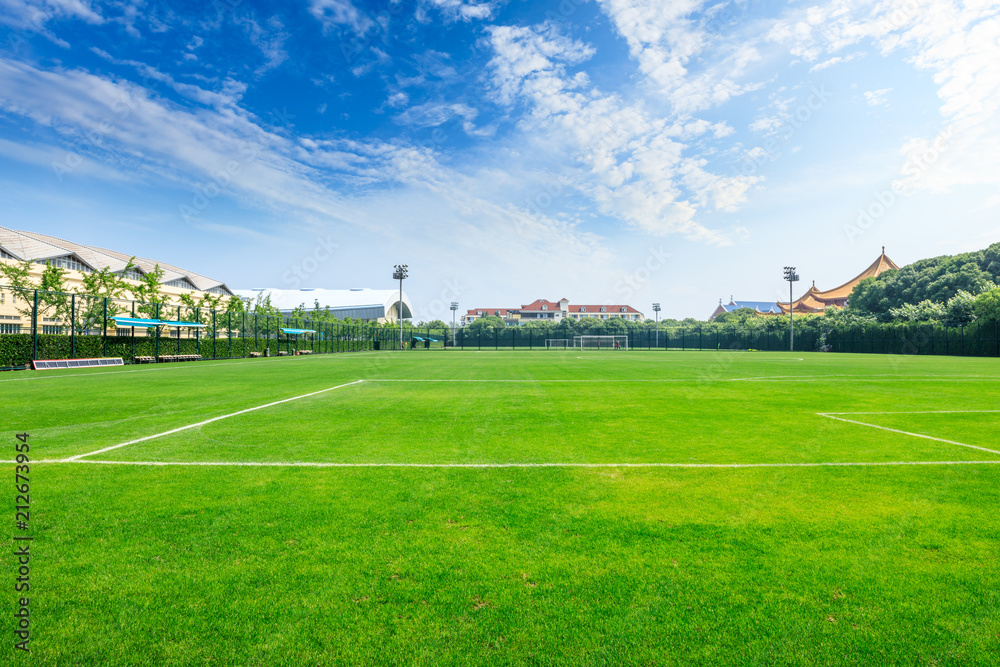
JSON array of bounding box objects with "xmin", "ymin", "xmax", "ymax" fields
[
  {"xmin": 393, "ymin": 264, "xmax": 408, "ymax": 350},
  {"xmin": 783, "ymin": 266, "xmax": 799, "ymax": 352},
  {"xmin": 652, "ymin": 302, "xmax": 661, "ymax": 350},
  {"xmin": 450, "ymin": 301, "xmax": 458, "ymax": 347}
]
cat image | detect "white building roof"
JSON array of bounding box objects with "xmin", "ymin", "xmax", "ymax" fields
[
  {"xmin": 233, "ymin": 288, "xmax": 413, "ymax": 319},
  {"xmin": 0, "ymin": 226, "xmax": 233, "ymax": 294}
]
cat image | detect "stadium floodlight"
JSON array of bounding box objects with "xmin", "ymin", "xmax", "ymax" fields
[
  {"xmin": 783, "ymin": 266, "xmax": 800, "ymax": 352},
  {"xmin": 393, "ymin": 264, "xmax": 409, "ymax": 350},
  {"xmin": 450, "ymin": 301, "xmax": 458, "ymax": 346},
  {"xmin": 652, "ymin": 302, "xmax": 661, "ymax": 350}
]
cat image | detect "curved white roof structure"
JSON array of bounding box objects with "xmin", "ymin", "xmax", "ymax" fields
[
  {"xmin": 234, "ymin": 288, "xmax": 413, "ymax": 322},
  {"xmin": 0, "ymin": 226, "xmax": 233, "ymax": 295}
]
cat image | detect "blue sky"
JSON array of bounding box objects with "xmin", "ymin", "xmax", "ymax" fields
[{"xmin": 1, "ymin": 0, "xmax": 998, "ymax": 320}]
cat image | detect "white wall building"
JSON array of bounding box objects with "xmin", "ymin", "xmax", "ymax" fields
[{"xmin": 234, "ymin": 288, "xmax": 413, "ymax": 323}]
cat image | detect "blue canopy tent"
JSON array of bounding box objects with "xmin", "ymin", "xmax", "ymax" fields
[{"xmin": 279, "ymin": 328, "xmax": 317, "ymax": 354}]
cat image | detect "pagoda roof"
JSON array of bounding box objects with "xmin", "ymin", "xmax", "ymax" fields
[{"xmin": 778, "ymin": 248, "xmax": 899, "ymax": 314}]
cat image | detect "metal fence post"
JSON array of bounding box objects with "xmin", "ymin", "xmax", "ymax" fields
[
  {"xmin": 102, "ymin": 296, "xmax": 108, "ymax": 358},
  {"xmin": 155, "ymin": 302, "xmax": 161, "ymax": 361},
  {"xmin": 212, "ymin": 310, "xmax": 217, "ymax": 359},
  {"xmin": 131, "ymin": 301, "xmax": 136, "ymax": 363},
  {"xmin": 70, "ymin": 293, "xmax": 76, "ymax": 359},
  {"xmin": 31, "ymin": 289, "xmax": 38, "ymax": 362}
]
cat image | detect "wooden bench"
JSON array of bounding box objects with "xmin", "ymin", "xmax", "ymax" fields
[
  {"xmin": 134, "ymin": 356, "xmax": 155, "ymax": 364},
  {"xmin": 295, "ymin": 350, "xmax": 313, "ymax": 356},
  {"xmin": 277, "ymin": 351, "xmax": 289, "ymax": 356},
  {"xmin": 249, "ymin": 352, "xmax": 262, "ymax": 358}
]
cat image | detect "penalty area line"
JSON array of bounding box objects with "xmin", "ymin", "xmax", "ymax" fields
[
  {"xmin": 63, "ymin": 379, "xmax": 365, "ymax": 461},
  {"xmin": 817, "ymin": 412, "xmax": 1000, "ymax": 456},
  {"xmin": 18, "ymin": 459, "xmax": 1000, "ymax": 469}
]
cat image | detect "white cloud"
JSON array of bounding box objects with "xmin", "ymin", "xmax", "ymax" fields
[
  {"xmin": 485, "ymin": 22, "xmax": 756, "ymax": 244},
  {"xmin": 422, "ymin": 0, "xmax": 499, "ymax": 21},
  {"xmin": 768, "ymin": 0, "xmax": 1000, "ymax": 193},
  {"xmin": 307, "ymin": 0, "xmax": 373, "ymax": 34},
  {"xmin": 864, "ymin": 87, "xmax": 891, "ymax": 106},
  {"xmin": 235, "ymin": 14, "xmax": 289, "ymax": 75},
  {"xmin": 809, "ymin": 51, "xmax": 863, "ymax": 72},
  {"xmin": 0, "ymin": 55, "xmax": 619, "ymax": 313},
  {"xmin": 595, "ymin": 0, "xmax": 764, "ymax": 113}
]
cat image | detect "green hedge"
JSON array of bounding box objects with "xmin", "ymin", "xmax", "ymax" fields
[{"xmin": 0, "ymin": 333, "xmax": 376, "ymax": 367}]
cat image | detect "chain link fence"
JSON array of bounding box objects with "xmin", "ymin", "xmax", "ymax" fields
[{"xmin": 1, "ymin": 287, "xmax": 997, "ymax": 368}]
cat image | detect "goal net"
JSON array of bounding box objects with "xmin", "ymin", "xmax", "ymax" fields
[
  {"xmin": 545, "ymin": 339, "xmax": 571, "ymax": 349},
  {"xmin": 574, "ymin": 335, "xmax": 629, "ymax": 351}
]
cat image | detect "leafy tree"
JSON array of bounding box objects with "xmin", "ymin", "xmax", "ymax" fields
[
  {"xmin": 850, "ymin": 241, "xmax": 1000, "ymax": 317},
  {"xmin": 38, "ymin": 261, "xmax": 71, "ymax": 330},
  {"xmin": 132, "ymin": 263, "xmax": 168, "ymax": 320},
  {"xmin": 76, "ymin": 265, "xmax": 133, "ymax": 332},
  {"xmin": 944, "ymin": 290, "xmax": 977, "ymax": 327},
  {"xmin": 888, "ymin": 300, "xmax": 946, "ymax": 323},
  {"xmin": 0, "ymin": 259, "xmax": 37, "ymax": 320},
  {"xmin": 466, "ymin": 315, "xmax": 505, "ymax": 332},
  {"xmin": 974, "ymin": 286, "xmax": 1000, "ymax": 323},
  {"xmin": 425, "ymin": 319, "xmax": 448, "ymax": 331}
]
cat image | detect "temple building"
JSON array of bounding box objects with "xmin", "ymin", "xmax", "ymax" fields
[{"xmin": 710, "ymin": 248, "xmax": 899, "ymax": 319}]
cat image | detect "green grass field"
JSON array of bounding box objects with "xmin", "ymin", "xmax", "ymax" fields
[{"xmin": 5, "ymin": 350, "xmax": 1000, "ymax": 665}]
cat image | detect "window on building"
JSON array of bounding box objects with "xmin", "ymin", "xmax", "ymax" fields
[
  {"xmin": 620, "ymin": 307, "xmax": 627, "ymax": 312},
  {"xmin": 541, "ymin": 305, "xmax": 548, "ymax": 310},
  {"xmin": 42, "ymin": 325, "xmax": 64, "ymax": 335},
  {"xmin": 118, "ymin": 268, "xmax": 144, "ymax": 281},
  {"xmin": 0, "ymin": 248, "xmax": 15, "ymax": 260},
  {"xmin": 477, "ymin": 310, "xmax": 483, "ymax": 316},
  {"xmin": 165, "ymin": 278, "xmax": 196, "ymax": 290},
  {"xmin": 36, "ymin": 255, "xmax": 92, "ymax": 273},
  {"xmin": 600, "ymin": 306, "xmax": 607, "ymax": 312},
  {"xmin": 579, "ymin": 307, "xmax": 586, "ymax": 312},
  {"xmin": 601, "ymin": 314, "xmax": 607, "ymax": 320},
  {"xmin": 0, "ymin": 324, "xmax": 20, "ymax": 334},
  {"xmin": 207, "ymin": 286, "xmax": 229, "ymax": 295}
]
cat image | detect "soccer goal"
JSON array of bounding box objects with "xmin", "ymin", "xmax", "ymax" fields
[
  {"xmin": 545, "ymin": 338, "xmax": 571, "ymax": 350},
  {"xmin": 574, "ymin": 335, "xmax": 629, "ymax": 351}
]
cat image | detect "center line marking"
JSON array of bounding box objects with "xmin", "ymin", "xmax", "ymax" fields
[{"xmin": 64, "ymin": 379, "xmax": 365, "ymax": 461}]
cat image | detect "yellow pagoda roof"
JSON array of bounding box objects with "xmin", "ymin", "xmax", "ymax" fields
[{"xmin": 778, "ymin": 248, "xmax": 899, "ymax": 314}]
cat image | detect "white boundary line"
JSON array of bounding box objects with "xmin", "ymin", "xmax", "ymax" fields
[
  {"xmin": 63, "ymin": 379, "xmax": 365, "ymax": 461},
  {"xmin": 817, "ymin": 412, "xmax": 1000, "ymax": 456},
  {"xmin": 15, "ymin": 459, "xmax": 1000, "ymax": 468}
]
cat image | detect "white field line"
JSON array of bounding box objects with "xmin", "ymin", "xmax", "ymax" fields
[
  {"xmin": 817, "ymin": 412, "xmax": 1000, "ymax": 456},
  {"xmin": 63, "ymin": 379, "xmax": 365, "ymax": 461},
  {"xmin": 365, "ymin": 376, "xmax": 1000, "ymax": 383},
  {"xmin": 824, "ymin": 410, "xmax": 1000, "ymax": 415},
  {"xmin": 14, "ymin": 459, "xmax": 1000, "ymax": 468}
]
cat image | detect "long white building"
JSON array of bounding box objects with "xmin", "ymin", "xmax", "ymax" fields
[{"xmin": 234, "ymin": 288, "xmax": 413, "ymax": 323}]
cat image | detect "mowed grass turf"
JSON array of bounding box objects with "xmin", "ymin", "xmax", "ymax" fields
[{"xmin": 5, "ymin": 350, "xmax": 1000, "ymax": 665}]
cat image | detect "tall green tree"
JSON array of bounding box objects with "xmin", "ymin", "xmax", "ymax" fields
[
  {"xmin": 38, "ymin": 261, "xmax": 71, "ymax": 329},
  {"xmin": 0, "ymin": 259, "xmax": 38, "ymax": 320},
  {"xmin": 974, "ymin": 286, "xmax": 1000, "ymax": 323}
]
